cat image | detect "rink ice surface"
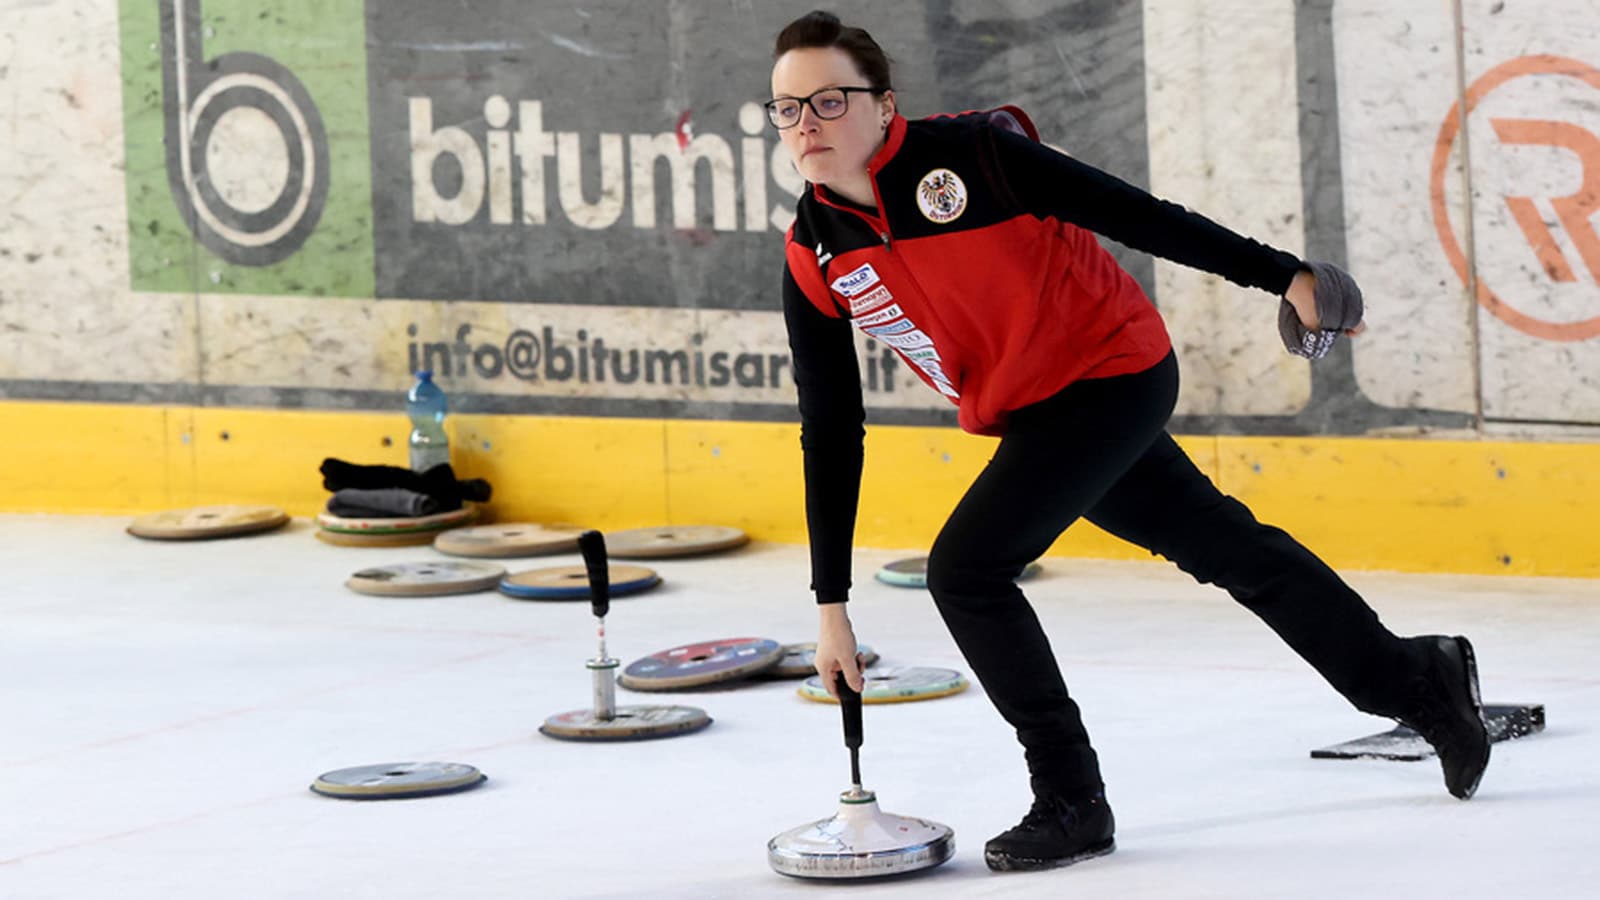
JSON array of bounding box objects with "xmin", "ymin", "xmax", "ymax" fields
[{"xmin": 1, "ymin": 513, "xmax": 1596, "ymax": 899}]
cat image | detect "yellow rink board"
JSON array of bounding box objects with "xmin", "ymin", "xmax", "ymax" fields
[{"xmin": 3, "ymin": 399, "xmax": 1595, "ymax": 578}]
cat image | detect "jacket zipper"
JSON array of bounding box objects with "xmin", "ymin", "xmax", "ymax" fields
[{"xmin": 857, "ymin": 185, "xmax": 962, "ymax": 396}]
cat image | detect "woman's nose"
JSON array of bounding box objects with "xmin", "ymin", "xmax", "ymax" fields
[{"xmin": 796, "ymin": 102, "xmax": 823, "ymax": 132}]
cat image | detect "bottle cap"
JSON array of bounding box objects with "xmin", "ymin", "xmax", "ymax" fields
[{"xmin": 415, "ymin": 370, "xmax": 433, "ymax": 381}]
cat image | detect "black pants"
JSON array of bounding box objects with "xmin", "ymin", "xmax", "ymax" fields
[{"xmin": 926, "ymin": 352, "xmax": 1424, "ymax": 797}]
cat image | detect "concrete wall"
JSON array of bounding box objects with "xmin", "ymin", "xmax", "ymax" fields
[{"xmin": 2, "ymin": 0, "xmax": 1597, "ymax": 575}]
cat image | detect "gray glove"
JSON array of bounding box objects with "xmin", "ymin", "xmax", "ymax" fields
[{"xmin": 1278, "ymin": 260, "xmax": 1364, "ymax": 359}]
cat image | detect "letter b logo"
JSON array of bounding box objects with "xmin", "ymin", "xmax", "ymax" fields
[
  {"xmin": 122, "ymin": 0, "xmax": 374, "ymax": 294},
  {"xmin": 159, "ymin": 0, "xmax": 328, "ymax": 264}
]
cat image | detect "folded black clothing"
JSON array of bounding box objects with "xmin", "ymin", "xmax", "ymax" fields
[
  {"xmin": 326, "ymin": 488, "xmax": 443, "ymax": 518},
  {"xmin": 320, "ymin": 458, "xmax": 492, "ymax": 504}
]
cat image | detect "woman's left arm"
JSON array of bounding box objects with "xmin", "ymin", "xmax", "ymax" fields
[{"xmin": 988, "ymin": 126, "xmax": 1304, "ymax": 297}]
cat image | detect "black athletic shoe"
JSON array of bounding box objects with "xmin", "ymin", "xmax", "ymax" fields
[
  {"xmin": 984, "ymin": 791, "xmax": 1116, "ymax": 872},
  {"xmin": 1397, "ymin": 635, "xmax": 1490, "ymax": 799}
]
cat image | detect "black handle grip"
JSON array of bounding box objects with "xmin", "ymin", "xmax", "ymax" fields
[
  {"xmin": 577, "ymin": 530, "xmax": 609, "ymax": 619},
  {"xmin": 836, "ymin": 673, "xmax": 862, "ymax": 750}
]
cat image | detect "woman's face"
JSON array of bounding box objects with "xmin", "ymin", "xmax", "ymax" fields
[{"xmin": 770, "ymin": 47, "xmax": 894, "ymax": 188}]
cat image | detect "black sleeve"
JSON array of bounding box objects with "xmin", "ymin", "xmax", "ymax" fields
[
  {"xmin": 782, "ymin": 264, "xmax": 865, "ymax": 605},
  {"xmin": 986, "ymin": 127, "xmax": 1304, "ymax": 295}
]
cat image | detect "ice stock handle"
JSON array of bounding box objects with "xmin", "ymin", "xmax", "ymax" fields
[
  {"xmin": 836, "ymin": 673, "xmax": 863, "ymax": 750},
  {"xmin": 577, "ymin": 530, "xmax": 610, "ymax": 619}
]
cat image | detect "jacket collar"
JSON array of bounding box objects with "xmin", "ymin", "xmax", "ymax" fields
[{"xmin": 868, "ymin": 112, "xmax": 908, "ymax": 174}]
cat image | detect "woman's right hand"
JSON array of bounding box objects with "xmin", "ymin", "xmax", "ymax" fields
[
  {"xmin": 816, "ymin": 602, "xmax": 865, "ymax": 698},
  {"xmin": 1287, "ymin": 269, "xmax": 1366, "ymax": 337}
]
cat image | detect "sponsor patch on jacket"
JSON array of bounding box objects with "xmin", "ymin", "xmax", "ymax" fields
[
  {"xmin": 830, "ymin": 263, "xmax": 881, "ymax": 297},
  {"xmin": 848, "ymin": 285, "xmax": 893, "ymax": 316},
  {"xmin": 864, "ymin": 318, "xmax": 917, "ymax": 337},
  {"xmin": 875, "ymin": 329, "xmax": 935, "ymax": 351},
  {"xmin": 916, "ymin": 168, "xmax": 968, "ymax": 224},
  {"xmin": 853, "ymin": 303, "xmax": 905, "ymax": 327}
]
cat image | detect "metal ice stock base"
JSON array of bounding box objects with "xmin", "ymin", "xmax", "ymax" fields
[{"xmin": 768, "ymin": 788, "xmax": 955, "ymax": 879}]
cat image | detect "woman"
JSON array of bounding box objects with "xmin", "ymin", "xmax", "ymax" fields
[{"xmin": 768, "ymin": 11, "xmax": 1490, "ymax": 873}]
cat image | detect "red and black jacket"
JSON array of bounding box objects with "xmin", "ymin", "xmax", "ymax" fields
[{"xmin": 783, "ymin": 108, "xmax": 1304, "ymax": 603}]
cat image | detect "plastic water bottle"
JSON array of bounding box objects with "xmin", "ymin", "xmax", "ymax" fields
[{"xmin": 406, "ymin": 370, "xmax": 450, "ymax": 472}]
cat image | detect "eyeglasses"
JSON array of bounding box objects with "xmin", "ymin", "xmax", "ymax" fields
[{"xmin": 763, "ymin": 86, "xmax": 882, "ymax": 129}]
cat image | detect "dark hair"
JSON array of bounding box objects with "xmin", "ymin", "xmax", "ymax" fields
[{"xmin": 774, "ymin": 11, "xmax": 893, "ymax": 92}]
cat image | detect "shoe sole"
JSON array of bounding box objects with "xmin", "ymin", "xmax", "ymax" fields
[
  {"xmin": 1451, "ymin": 635, "xmax": 1491, "ymax": 800},
  {"xmin": 984, "ymin": 837, "xmax": 1115, "ymax": 872}
]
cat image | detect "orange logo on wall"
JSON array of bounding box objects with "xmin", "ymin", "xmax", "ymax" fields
[{"xmin": 1431, "ymin": 54, "xmax": 1600, "ymax": 341}]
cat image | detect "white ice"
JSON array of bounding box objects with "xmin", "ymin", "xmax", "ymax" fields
[{"xmin": 1, "ymin": 513, "xmax": 1595, "ymax": 899}]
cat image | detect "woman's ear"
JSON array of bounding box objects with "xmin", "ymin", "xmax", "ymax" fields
[{"xmin": 880, "ymin": 90, "xmax": 897, "ymax": 126}]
